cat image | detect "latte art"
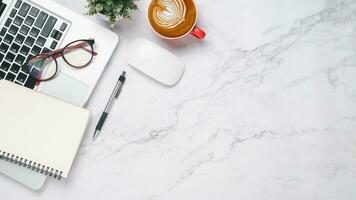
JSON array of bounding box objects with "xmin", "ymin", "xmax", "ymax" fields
[
  {"xmin": 152, "ymin": 0, "xmax": 187, "ymax": 29},
  {"xmin": 148, "ymin": 0, "xmax": 197, "ymax": 38}
]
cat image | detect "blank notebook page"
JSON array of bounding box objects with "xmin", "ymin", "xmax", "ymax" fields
[{"xmin": 0, "ymin": 80, "xmax": 90, "ymax": 178}]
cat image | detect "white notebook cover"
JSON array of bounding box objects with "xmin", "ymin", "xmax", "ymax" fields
[{"xmin": 0, "ymin": 80, "xmax": 90, "ymax": 179}]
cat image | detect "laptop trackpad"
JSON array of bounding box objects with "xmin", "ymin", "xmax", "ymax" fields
[{"xmin": 40, "ymin": 72, "xmax": 89, "ymax": 106}]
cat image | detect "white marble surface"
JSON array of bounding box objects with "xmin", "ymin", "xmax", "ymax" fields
[{"xmin": 2, "ymin": 0, "xmax": 356, "ymax": 199}]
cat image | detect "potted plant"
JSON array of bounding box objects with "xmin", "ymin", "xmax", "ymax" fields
[{"xmin": 86, "ymin": 0, "xmax": 138, "ymax": 26}]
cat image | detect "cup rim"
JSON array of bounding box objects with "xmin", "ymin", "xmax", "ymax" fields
[{"xmin": 147, "ymin": 0, "xmax": 198, "ymax": 40}]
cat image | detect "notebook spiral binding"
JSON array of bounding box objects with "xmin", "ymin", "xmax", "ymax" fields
[{"xmin": 0, "ymin": 150, "xmax": 62, "ymax": 180}]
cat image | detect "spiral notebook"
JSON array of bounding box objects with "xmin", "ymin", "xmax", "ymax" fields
[{"xmin": 0, "ymin": 80, "xmax": 90, "ymax": 180}]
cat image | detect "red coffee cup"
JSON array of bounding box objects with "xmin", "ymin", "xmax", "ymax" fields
[{"xmin": 148, "ymin": 0, "xmax": 206, "ymax": 40}]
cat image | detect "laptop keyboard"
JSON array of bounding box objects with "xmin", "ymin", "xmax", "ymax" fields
[{"xmin": 0, "ymin": 0, "xmax": 69, "ymax": 89}]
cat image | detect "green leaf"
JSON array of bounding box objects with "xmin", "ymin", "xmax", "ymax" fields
[{"xmin": 86, "ymin": 0, "xmax": 139, "ymax": 23}]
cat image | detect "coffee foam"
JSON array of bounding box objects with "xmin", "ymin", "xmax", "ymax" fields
[
  {"xmin": 151, "ymin": 0, "xmax": 187, "ymax": 29},
  {"xmin": 148, "ymin": 0, "xmax": 197, "ymax": 38}
]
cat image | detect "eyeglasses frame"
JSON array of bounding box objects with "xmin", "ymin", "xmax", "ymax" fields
[{"xmin": 22, "ymin": 39, "xmax": 97, "ymax": 82}]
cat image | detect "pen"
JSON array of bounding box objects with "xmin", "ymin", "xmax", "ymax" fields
[{"xmin": 93, "ymin": 71, "xmax": 126, "ymax": 140}]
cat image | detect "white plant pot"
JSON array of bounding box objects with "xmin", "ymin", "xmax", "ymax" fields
[{"xmin": 96, "ymin": 13, "xmax": 122, "ymax": 28}]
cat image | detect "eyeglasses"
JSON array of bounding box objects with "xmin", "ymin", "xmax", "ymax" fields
[{"xmin": 22, "ymin": 39, "xmax": 97, "ymax": 82}]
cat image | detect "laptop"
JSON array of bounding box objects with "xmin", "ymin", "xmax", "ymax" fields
[{"xmin": 0, "ymin": 0, "xmax": 118, "ymax": 190}]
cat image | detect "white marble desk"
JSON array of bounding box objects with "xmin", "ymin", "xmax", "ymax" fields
[{"xmin": 2, "ymin": 0, "xmax": 356, "ymax": 199}]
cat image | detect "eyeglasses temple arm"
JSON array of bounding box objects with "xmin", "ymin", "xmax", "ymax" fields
[{"xmin": 38, "ymin": 41, "xmax": 97, "ymax": 60}]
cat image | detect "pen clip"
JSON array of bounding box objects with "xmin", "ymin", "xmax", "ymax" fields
[{"xmin": 115, "ymin": 71, "xmax": 126, "ymax": 98}]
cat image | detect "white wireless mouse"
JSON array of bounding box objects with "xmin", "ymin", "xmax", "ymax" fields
[{"xmin": 126, "ymin": 38, "xmax": 185, "ymax": 86}]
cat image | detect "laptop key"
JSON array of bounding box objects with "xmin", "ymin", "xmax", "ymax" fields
[
  {"xmin": 10, "ymin": 63, "xmax": 21, "ymax": 74},
  {"xmin": 13, "ymin": 16, "xmax": 24, "ymax": 26},
  {"xmin": 5, "ymin": 72, "xmax": 16, "ymax": 82},
  {"xmin": 19, "ymin": 25, "xmax": 30, "ymax": 35},
  {"xmin": 31, "ymin": 45, "xmax": 41, "ymax": 55},
  {"xmin": 29, "ymin": 27, "xmax": 40, "ymax": 37},
  {"xmin": 15, "ymin": 34, "xmax": 25, "ymax": 44},
  {"xmin": 15, "ymin": 54, "xmax": 26, "ymax": 65},
  {"xmin": 9, "ymin": 9, "xmax": 17, "ymax": 18},
  {"xmin": 50, "ymin": 41, "xmax": 57, "ymax": 49},
  {"xmin": 59, "ymin": 23, "xmax": 67, "ymax": 31},
  {"xmin": 29, "ymin": 7, "xmax": 39, "ymax": 17},
  {"xmin": 42, "ymin": 47, "xmax": 51, "ymax": 54},
  {"xmin": 4, "ymin": 18, "xmax": 11, "ymax": 27},
  {"xmin": 24, "ymin": 16, "xmax": 35, "ymax": 26},
  {"xmin": 0, "ymin": 61, "xmax": 10, "ymax": 71},
  {"xmin": 0, "ymin": 4, "xmax": 6, "ymax": 17},
  {"xmin": 24, "ymin": 73, "xmax": 36, "ymax": 89},
  {"xmin": 9, "ymin": 25, "xmax": 19, "ymax": 35},
  {"xmin": 0, "ymin": 43, "xmax": 9, "ymax": 53},
  {"xmin": 36, "ymin": 36, "xmax": 46, "ymax": 46},
  {"xmin": 51, "ymin": 30, "xmax": 62, "ymax": 41},
  {"xmin": 10, "ymin": 43, "xmax": 20, "ymax": 53},
  {"xmin": 27, "ymin": 54, "xmax": 36, "ymax": 60},
  {"xmin": 20, "ymin": 45, "xmax": 30, "ymax": 55},
  {"xmin": 14, "ymin": 0, "xmax": 22, "ymax": 8},
  {"xmin": 5, "ymin": 52, "xmax": 15, "ymax": 62},
  {"xmin": 25, "ymin": 36, "xmax": 35, "ymax": 46},
  {"xmin": 41, "ymin": 16, "xmax": 57, "ymax": 37},
  {"xmin": 18, "ymin": 2, "xmax": 30, "ymax": 17},
  {"xmin": 16, "ymin": 72, "xmax": 27, "ymax": 82},
  {"xmin": 0, "ymin": 52, "xmax": 4, "ymax": 62},
  {"xmin": 22, "ymin": 62, "xmax": 31, "ymax": 73},
  {"xmin": 34, "ymin": 11, "xmax": 48, "ymax": 28},
  {"xmin": 27, "ymin": 54, "xmax": 35, "ymax": 62},
  {"xmin": 0, "ymin": 70, "xmax": 5, "ymax": 79},
  {"xmin": 4, "ymin": 34, "xmax": 14, "ymax": 44},
  {"xmin": 0, "ymin": 27, "xmax": 6, "ymax": 36}
]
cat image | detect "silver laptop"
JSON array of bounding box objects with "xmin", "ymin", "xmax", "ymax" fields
[{"xmin": 0, "ymin": 0, "xmax": 118, "ymax": 190}]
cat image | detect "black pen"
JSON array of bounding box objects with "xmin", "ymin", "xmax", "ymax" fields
[{"xmin": 93, "ymin": 71, "xmax": 126, "ymax": 140}]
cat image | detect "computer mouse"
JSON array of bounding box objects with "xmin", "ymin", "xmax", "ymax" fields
[{"xmin": 126, "ymin": 38, "xmax": 185, "ymax": 86}]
